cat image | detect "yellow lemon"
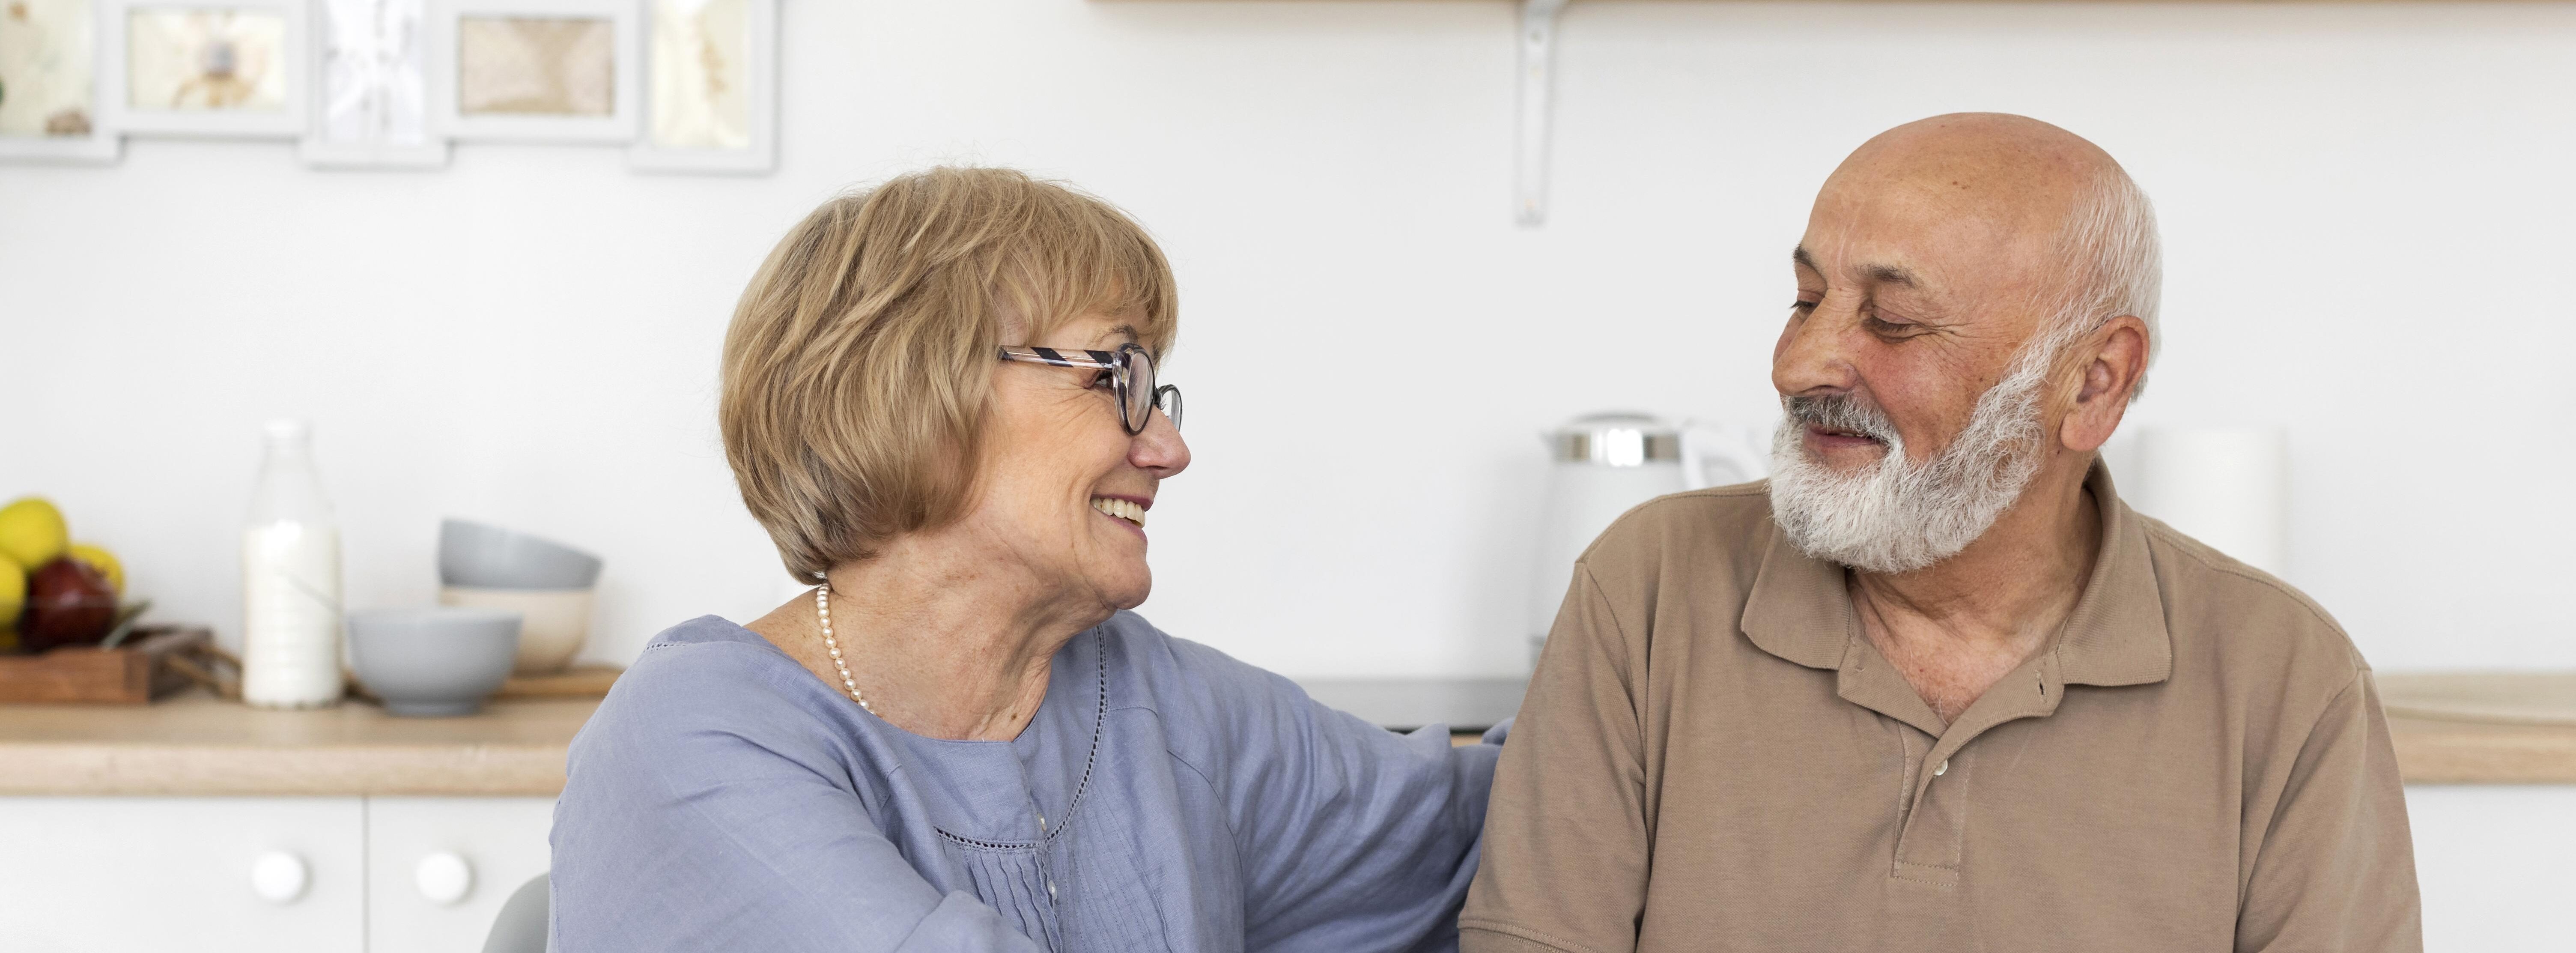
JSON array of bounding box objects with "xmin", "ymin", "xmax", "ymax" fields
[
  {"xmin": 0, "ymin": 558, "xmax": 24, "ymax": 646},
  {"xmin": 69, "ymin": 544, "xmax": 124, "ymax": 597},
  {"xmin": 0, "ymin": 497, "xmax": 69, "ymax": 570}
]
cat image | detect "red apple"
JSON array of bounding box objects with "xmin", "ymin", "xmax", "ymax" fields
[{"xmin": 22, "ymin": 557, "xmax": 118, "ymax": 652}]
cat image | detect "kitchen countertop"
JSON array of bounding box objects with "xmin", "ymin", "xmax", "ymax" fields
[
  {"xmin": 2, "ymin": 675, "xmax": 2569, "ymax": 796},
  {"xmin": 0, "ymin": 691, "xmax": 593, "ymax": 796},
  {"xmin": 2379, "ymin": 672, "xmax": 2576, "ymax": 785}
]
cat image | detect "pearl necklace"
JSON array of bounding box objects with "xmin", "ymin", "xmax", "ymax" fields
[{"xmin": 814, "ymin": 585, "xmax": 874, "ymax": 714}]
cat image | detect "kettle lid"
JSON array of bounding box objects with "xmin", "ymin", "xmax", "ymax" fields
[{"xmin": 1544, "ymin": 412, "xmax": 1681, "ymax": 466}]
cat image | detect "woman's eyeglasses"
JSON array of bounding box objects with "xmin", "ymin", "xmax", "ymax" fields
[{"xmin": 996, "ymin": 343, "xmax": 1183, "ymax": 436}]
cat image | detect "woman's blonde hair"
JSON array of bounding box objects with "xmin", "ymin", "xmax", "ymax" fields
[{"xmin": 720, "ymin": 167, "xmax": 1178, "ymax": 581}]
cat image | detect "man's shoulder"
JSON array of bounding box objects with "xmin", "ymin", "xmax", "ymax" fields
[
  {"xmin": 2134, "ymin": 512, "xmax": 2370, "ymax": 684},
  {"xmin": 1579, "ymin": 479, "xmax": 1777, "ymax": 576}
]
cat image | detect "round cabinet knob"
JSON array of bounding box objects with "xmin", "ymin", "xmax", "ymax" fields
[
  {"xmin": 414, "ymin": 851, "xmax": 474, "ymax": 906},
  {"xmin": 249, "ymin": 850, "xmax": 310, "ymax": 904}
]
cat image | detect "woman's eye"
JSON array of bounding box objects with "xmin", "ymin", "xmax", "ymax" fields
[
  {"xmin": 1789, "ymin": 299, "xmax": 1818, "ymax": 314},
  {"xmin": 1090, "ymin": 370, "xmax": 1117, "ymax": 389}
]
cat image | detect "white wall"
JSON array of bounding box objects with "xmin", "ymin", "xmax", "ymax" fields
[{"xmin": 4, "ymin": 1, "xmax": 2572, "ymax": 678}]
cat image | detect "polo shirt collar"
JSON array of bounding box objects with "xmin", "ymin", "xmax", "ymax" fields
[{"xmin": 1740, "ymin": 458, "xmax": 2173, "ymax": 689}]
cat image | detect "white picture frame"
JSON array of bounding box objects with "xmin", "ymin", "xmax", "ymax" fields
[
  {"xmin": 625, "ymin": 0, "xmax": 774, "ymax": 175},
  {"xmin": 299, "ymin": 0, "xmax": 448, "ymax": 169},
  {"xmin": 0, "ymin": 0, "xmax": 123, "ymax": 163},
  {"xmin": 428, "ymin": 0, "xmax": 635, "ymax": 144},
  {"xmin": 101, "ymin": 0, "xmax": 310, "ymax": 138}
]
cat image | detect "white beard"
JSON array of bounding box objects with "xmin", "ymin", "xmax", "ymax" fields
[{"xmin": 1766, "ymin": 343, "xmax": 2060, "ymax": 574}]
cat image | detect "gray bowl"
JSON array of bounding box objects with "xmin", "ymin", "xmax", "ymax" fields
[
  {"xmin": 348, "ymin": 607, "xmax": 524, "ymax": 717},
  {"xmin": 438, "ymin": 519, "xmax": 603, "ymax": 590}
]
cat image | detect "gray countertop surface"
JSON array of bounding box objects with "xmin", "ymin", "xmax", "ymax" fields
[{"xmin": 1294, "ymin": 677, "xmax": 1529, "ymax": 732}]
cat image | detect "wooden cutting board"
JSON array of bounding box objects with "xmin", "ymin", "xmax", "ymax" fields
[
  {"xmin": 0, "ymin": 627, "xmax": 213, "ymax": 704},
  {"xmin": 492, "ymin": 664, "xmax": 622, "ymax": 700}
]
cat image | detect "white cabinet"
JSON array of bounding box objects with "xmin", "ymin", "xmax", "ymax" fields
[
  {"xmin": 0, "ymin": 795, "xmax": 553, "ymax": 953},
  {"xmin": 0, "ymin": 796, "xmax": 366, "ymax": 953},
  {"xmin": 2408, "ymin": 785, "xmax": 2576, "ymax": 953},
  {"xmin": 366, "ymin": 797, "xmax": 555, "ymax": 953}
]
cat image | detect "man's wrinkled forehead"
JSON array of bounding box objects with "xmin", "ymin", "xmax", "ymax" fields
[
  {"xmin": 1799, "ymin": 166, "xmax": 2062, "ymax": 293},
  {"xmin": 1797, "ymin": 115, "xmax": 2101, "ymax": 296}
]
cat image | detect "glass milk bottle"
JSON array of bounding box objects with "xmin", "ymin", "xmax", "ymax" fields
[{"xmin": 241, "ymin": 419, "xmax": 345, "ymax": 707}]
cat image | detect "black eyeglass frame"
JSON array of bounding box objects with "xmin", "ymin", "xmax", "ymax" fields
[{"xmin": 996, "ymin": 343, "xmax": 1183, "ymax": 436}]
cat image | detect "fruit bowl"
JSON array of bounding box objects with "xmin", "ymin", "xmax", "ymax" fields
[{"xmin": 1, "ymin": 496, "xmax": 134, "ymax": 655}]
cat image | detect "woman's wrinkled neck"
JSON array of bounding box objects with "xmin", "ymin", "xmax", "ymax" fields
[{"xmin": 801, "ymin": 527, "xmax": 1106, "ymax": 742}]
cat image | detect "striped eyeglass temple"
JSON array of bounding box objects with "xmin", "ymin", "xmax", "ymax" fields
[{"xmin": 996, "ymin": 347, "xmax": 1120, "ymax": 368}]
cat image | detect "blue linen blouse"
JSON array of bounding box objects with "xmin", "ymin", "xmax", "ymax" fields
[{"xmin": 550, "ymin": 612, "xmax": 1499, "ymax": 952}]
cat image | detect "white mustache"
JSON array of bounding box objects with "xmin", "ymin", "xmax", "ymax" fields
[{"xmin": 1783, "ymin": 394, "xmax": 1899, "ymax": 445}]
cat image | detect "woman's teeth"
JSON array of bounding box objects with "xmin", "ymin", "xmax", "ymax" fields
[{"xmin": 1091, "ymin": 497, "xmax": 1146, "ymax": 527}]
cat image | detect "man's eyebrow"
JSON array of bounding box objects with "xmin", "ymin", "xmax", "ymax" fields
[
  {"xmin": 1864, "ymin": 263, "xmax": 1918, "ymax": 287},
  {"xmin": 1793, "ymin": 246, "xmax": 1918, "ymax": 288}
]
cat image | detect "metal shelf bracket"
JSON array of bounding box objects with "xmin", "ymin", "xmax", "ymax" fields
[{"xmin": 1515, "ymin": 0, "xmax": 1569, "ymax": 227}]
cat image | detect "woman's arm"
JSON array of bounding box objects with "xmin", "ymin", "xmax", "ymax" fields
[
  {"xmin": 1158, "ymin": 635, "xmax": 1500, "ymax": 953},
  {"xmin": 549, "ymin": 643, "xmax": 1046, "ymax": 953}
]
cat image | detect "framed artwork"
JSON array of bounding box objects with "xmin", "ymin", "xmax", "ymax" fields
[
  {"xmin": 0, "ymin": 0, "xmax": 120, "ymax": 161},
  {"xmin": 102, "ymin": 0, "xmax": 308, "ymax": 137},
  {"xmin": 300, "ymin": 0, "xmax": 445, "ymax": 167},
  {"xmin": 626, "ymin": 0, "xmax": 772, "ymax": 175},
  {"xmin": 428, "ymin": 0, "xmax": 635, "ymax": 143}
]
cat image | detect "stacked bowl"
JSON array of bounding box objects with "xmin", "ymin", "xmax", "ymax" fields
[
  {"xmin": 436, "ymin": 519, "xmax": 603, "ymax": 676},
  {"xmin": 347, "ymin": 607, "xmax": 524, "ymax": 717}
]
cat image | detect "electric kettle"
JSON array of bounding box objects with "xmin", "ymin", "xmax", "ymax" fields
[{"xmin": 1527, "ymin": 412, "xmax": 1771, "ymax": 668}]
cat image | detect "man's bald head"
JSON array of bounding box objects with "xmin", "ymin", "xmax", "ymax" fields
[
  {"xmin": 1814, "ymin": 113, "xmax": 2161, "ymax": 385},
  {"xmin": 1834, "ymin": 113, "xmax": 2115, "ymax": 219}
]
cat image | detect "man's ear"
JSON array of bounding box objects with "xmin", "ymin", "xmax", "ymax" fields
[{"xmin": 2060, "ymin": 315, "xmax": 2149, "ymax": 454}]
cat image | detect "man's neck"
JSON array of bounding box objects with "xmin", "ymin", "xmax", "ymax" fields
[{"xmin": 1846, "ymin": 452, "xmax": 2102, "ymax": 721}]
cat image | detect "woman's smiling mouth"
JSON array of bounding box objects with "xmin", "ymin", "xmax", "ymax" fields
[{"xmin": 1091, "ymin": 496, "xmax": 1148, "ymax": 529}]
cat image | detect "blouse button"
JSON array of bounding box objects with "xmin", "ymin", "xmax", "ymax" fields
[
  {"xmin": 1048, "ymin": 881, "xmax": 1058, "ymax": 900},
  {"xmin": 1934, "ymin": 759, "xmax": 1949, "ymax": 777}
]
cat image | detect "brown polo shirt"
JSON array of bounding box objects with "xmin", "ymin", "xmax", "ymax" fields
[{"xmin": 1461, "ymin": 464, "xmax": 2419, "ymax": 953}]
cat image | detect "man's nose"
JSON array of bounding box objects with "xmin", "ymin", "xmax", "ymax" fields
[{"xmin": 1772, "ymin": 299, "xmax": 1863, "ymax": 398}]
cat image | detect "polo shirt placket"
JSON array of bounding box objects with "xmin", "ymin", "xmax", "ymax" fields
[{"xmin": 1834, "ymin": 642, "xmax": 2065, "ymax": 890}]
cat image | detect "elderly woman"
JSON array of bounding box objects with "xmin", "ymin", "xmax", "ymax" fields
[{"xmin": 549, "ymin": 168, "xmax": 1498, "ymax": 952}]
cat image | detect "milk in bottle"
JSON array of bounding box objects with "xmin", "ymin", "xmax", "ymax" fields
[{"xmin": 242, "ymin": 419, "xmax": 344, "ymax": 707}]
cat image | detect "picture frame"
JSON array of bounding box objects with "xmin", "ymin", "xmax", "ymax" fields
[
  {"xmin": 0, "ymin": 0, "xmax": 122, "ymax": 162},
  {"xmin": 625, "ymin": 0, "xmax": 775, "ymax": 175},
  {"xmin": 101, "ymin": 0, "xmax": 310, "ymax": 138},
  {"xmin": 299, "ymin": 0, "xmax": 447, "ymax": 168},
  {"xmin": 427, "ymin": 0, "xmax": 636, "ymax": 144}
]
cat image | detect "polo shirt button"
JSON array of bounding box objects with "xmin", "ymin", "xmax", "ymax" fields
[
  {"xmin": 1048, "ymin": 881, "xmax": 1058, "ymax": 899},
  {"xmin": 1935, "ymin": 759, "xmax": 1949, "ymax": 777}
]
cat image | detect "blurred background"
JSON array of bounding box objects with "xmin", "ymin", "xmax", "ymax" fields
[
  {"xmin": 3, "ymin": 2, "xmax": 2573, "ymax": 948},
  {"xmin": 7, "ymin": 1, "xmax": 2570, "ymax": 679}
]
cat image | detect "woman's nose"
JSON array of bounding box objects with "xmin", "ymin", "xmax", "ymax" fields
[{"xmin": 1130, "ymin": 409, "xmax": 1190, "ymax": 477}]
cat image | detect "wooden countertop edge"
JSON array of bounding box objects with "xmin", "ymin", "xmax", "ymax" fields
[
  {"xmin": 2386, "ymin": 717, "xmax": 2576, "ymax": 785},
  {"xmin": 0, "ymin": 743, "xmax": 569, "ymax": 797},
  {"xmin": 1, "ymin": 718, "xmax": 2563, "ymax": 797}
]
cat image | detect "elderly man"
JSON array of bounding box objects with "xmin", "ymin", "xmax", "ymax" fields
[{"xmin": 1460, "ymin": 114, "xmax": 2419, "ymax": 952}]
